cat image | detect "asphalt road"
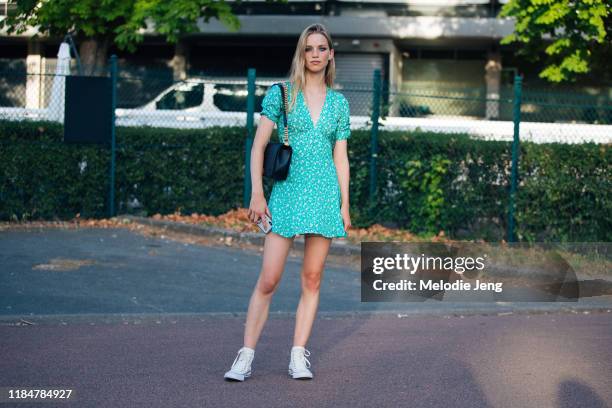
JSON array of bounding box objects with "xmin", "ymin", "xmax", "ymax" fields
[
  {"xmin": 1, "ymin": 227, "xmax": 610, "ymax": 317},
  {"xmin": 1, "ymin": 312, "xmax": 611, "ymax": 408},
  {"xmin": 1, "ymin": 227, "xmax": 611, "ymax": 408}
]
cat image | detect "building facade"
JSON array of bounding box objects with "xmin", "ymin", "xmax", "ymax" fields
[{"xmin": 0, "ymin": 1, "xmax": 608, "ymax": 116}]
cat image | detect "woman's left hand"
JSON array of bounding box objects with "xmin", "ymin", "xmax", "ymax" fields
[{"xmin": 341, "ymin": 204, "xmax": 351, "ymax": 233}]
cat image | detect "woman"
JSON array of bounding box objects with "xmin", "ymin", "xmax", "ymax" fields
[{"xmin": 224, "ymin": 23, "xmax": 351, "ymax": 381}]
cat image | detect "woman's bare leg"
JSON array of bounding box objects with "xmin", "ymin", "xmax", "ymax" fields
[
  {"xmin": 293, "ymin": 233, "xmax": 332, "ymax": 347},
  {"xmin": 243, "ymin": 231, "xmax": 294, "ymax": 349}
]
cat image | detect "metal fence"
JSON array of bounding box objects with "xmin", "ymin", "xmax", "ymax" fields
[
  {"xmin": 1, "ymin": 56, "xmax": 611, "ymax": 242},
  {"xmin": 2, "ymin": 61, "xmax": 610, "ymax": 142}
]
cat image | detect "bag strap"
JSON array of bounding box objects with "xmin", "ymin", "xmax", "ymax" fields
[{"xmin": 275, "ymin": 82, "xmax": 289, "ymax": 146}]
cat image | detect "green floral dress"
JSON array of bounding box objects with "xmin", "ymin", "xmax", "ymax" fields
[{"xmin": 260, "ymin": 81, "xmax": 351, "ymax": 239}]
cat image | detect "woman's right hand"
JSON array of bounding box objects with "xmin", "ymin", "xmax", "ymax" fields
[{"xmin": 248, "ymin": 192, "xmax": 271, "ymax": 224}]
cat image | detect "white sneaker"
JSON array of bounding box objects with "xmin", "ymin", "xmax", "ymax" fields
[
  {"xmin": 288, "ymin": 346, "xmax": 313, "ymax": 379},
  {"xmin": 224, "ymin": 346, "xmax": 255, "ymax": 381}
]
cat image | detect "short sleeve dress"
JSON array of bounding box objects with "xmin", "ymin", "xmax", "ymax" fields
[{"xmin": 259, "ymin": 81, "xmax": 351, "ymax": 239}]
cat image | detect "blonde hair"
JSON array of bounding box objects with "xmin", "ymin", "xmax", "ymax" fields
[{"xmin": 286, "ymin": 23, "xmax": 336, "ymax": 113}]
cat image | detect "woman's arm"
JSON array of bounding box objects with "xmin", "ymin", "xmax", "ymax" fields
[
  {"xmin": 248, "ymin": 85, "xmax": 283, "ymax": 224},
  {"xmin": 248, "ymin": 116, "xmax": 275, "ymax": 224},
  {"xmin": 251, "ymin": 117, "xmax": 275, "ymax": 197},
  {"xmin": 334, "ymin": 140, "xmax": 351, "ymax": 232},
  {"xmin": 333, "ymin": 140, "xmax": 350, "ymax": 208}
]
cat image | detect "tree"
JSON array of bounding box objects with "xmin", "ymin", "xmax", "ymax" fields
[
  {"xmin": 499, "ymin": 0, "xmax": 611, "ymax": 83},
  {"xmin": 1, "ymin": 0, "xmax": 285, "ymax": 74}
]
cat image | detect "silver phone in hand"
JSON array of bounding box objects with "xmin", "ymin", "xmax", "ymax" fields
[{"xmin": 256, "ymin": 214, "xmax": 272, "ymax": 234}]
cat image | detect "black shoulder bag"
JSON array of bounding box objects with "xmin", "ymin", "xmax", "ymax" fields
[{"xmin": 263, "ymin": 82, "xmax": 292, "ymax": 181}]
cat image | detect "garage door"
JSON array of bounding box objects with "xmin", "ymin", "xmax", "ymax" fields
[{"xmin": 333, "ymin": 53, "xmax": 386, "ymax": 116}]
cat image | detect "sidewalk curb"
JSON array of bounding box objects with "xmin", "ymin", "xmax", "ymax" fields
[
  {"xmin": 1, "ymin": 306, "xmax": 611, "ymax": 326},
  {"xmin": 119, "ymin": 215, "xmax": 361, "ymax": 256}
]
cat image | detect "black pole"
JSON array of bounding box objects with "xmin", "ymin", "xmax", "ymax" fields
[{"xmin": 108, "ymin": 55, "xmax": 117, "ymax": 218}]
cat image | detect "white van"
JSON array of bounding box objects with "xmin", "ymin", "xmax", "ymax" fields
[{"xmin": 115, "ymin": 77, "xmax": 285, "ymax": 129}]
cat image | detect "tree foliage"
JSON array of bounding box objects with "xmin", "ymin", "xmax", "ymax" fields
[
  {"xmin": 1, "ymin": 0, "xmax": 252, "ymax": 50},
  {"xmin": 499, "ymin": 0, "xmax": 610, "ymax": 83}
]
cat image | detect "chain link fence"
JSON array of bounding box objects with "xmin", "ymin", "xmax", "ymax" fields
[
  {"xmin": 1, "ymin": 62, "xmax": 610, "ymax": 142},
  {"xmin": 375, "ymin": 84, "xmax": 611, "ymax": 144}
]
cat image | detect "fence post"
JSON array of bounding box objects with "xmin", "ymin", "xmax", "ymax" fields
[
  {"xmin": 109, "ymin": 54, "xmax": 117, "ymax": 218},
  {"xmin": 508, "ymin": 74, "xmax": 522, "ymax": 243},
  {"xmin": 370, "ymin": 69, "xmax": 381, "ymax": 205},
  {"xmin": 244, "ymin": 68, "xmax": 256, "ymax": 208}
]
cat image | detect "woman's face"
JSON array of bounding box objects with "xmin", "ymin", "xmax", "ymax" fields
[{"xmin": 304, "ymin": 33, "xmax": 333, "ymax": 73}]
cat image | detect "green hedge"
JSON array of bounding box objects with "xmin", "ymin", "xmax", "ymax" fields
[
  {"xmin": 368, "ymin": 132, "xmax": 513, "ymax": 241},
  {"xmin": 0, "ymin": 121, "xmax": 251, "ymax": 221},
  {"xmin": 368, "ymin": 131, "xmax": 610, "ymax": 242},
  {"xmin": 1, "ymin": 120, "xmax": 609, "ymax": 242}
]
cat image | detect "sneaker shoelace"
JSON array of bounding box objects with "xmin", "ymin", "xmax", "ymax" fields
[
  {"xmin": 292, "ymin": 348, "xmax": 311, "ymax": 370},
  {"xmin": 231, "ymin": 349, "xmax": 253, "ymax": 373}
]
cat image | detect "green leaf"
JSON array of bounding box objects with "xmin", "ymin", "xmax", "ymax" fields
[{"xmin": 497, "ymin": 0, "xmax": 610, "ymax": 83}]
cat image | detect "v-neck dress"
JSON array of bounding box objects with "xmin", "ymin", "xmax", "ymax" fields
[{"xmin": 259, "ymin": 80, "xmax": 351, "ymax": 239}]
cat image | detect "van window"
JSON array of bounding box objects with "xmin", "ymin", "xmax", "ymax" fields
[
  {"xmin": 213, "ymin": 83, "xmax": 268, "ymax": 112},
  {"xmin": 156, "ymin": 83, "xmax": 204, "ymax": 110}
]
